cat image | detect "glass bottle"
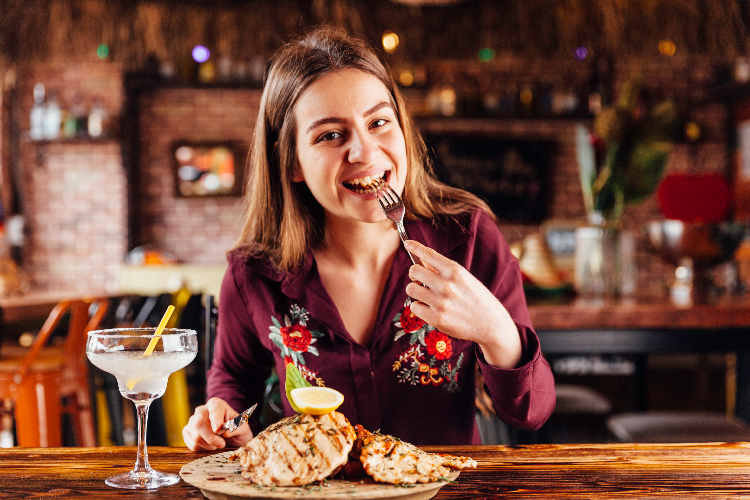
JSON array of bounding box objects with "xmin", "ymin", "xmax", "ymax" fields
[
  {"xmin": 29, "ymin": 83, "xmax": 46, "ymax": 140},
  {"xmin": 87, "ymin": 100, "xmax": 107, "ymax": 138},
  {"xmin": 42, "ymin": 91, "xmax": 62, "ymax": 140}
]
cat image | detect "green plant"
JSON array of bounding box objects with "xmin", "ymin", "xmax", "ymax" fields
[{"xmin": 576, "ymin": 78, "xmax": 676, "ymax": 226}]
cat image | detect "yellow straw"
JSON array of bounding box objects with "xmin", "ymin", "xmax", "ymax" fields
[{"xmin": 143, "ymin": 305, "xmax": 175, "ymax": 356}]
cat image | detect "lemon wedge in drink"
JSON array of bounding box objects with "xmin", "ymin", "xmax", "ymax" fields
[{"xmin": 289, "ymin": 387, "xmax": 344, "ymax": 415}]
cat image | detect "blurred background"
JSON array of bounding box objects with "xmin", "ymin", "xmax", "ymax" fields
[{"xmin": 1, "ymin": 0, "xmax": 750, "ymax": 447}]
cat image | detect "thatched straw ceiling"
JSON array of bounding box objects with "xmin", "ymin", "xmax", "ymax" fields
[{"xmin": 1, "ymin": 0, "xmax": 748, "ymax": 70}]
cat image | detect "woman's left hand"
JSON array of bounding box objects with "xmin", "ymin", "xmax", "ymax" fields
[{"xmin": 403, "ymin": 239, "xmax": 522, "ymax": 369}]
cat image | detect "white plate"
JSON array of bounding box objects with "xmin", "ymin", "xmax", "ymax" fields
[{"xmin": 179, "ymin": 450, "xmax": 459, "ymax": 500}]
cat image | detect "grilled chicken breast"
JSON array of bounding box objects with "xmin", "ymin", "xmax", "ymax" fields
[
  {"xmin": 236, "ymin": 411, "xmax": 355, "ymax": 486},
  {"xmin": 354, "ymin": 425, "xmax": 477, "ymax": 484}
]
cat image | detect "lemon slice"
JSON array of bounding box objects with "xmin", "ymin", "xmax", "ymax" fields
[
  {"xmin": 125, "ymin": 378, "xmax": 140, "ymax": 391},
  {"xmin": 289, "ymin": 387, "xmax": 344, "ymax": 415}
]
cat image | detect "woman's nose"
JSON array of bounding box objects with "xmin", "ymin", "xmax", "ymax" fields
[{"xmin": 347, "ymin": 129, "xmax": 379, "ymax": 165}]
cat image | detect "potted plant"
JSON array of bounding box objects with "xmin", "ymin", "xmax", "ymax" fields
[{"xmin": 574, "ymin": 78, "xmax": 676, "ymax": 296}]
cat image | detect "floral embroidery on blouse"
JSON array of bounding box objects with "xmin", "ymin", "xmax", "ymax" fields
[
  {"xmin": 391, "ymin": 297, "xmax": 463, "ymax": 392},
  {"xmin": 268, "ymin": 303, "xmax": 325, "ymax": 385}
]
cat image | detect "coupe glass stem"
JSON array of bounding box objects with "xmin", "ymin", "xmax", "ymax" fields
[{"xmin": 133, "ymin": 401, "xmax": 152, "ymax": 475}]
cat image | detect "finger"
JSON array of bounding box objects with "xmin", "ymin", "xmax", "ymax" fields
[
  {"xmin": 207, "ymin": 400, "xmax": 237, "ymax": 433},
  {"xmin": 195, "ymin": 405, "xmax": 228, "ymax": 448},
  {"xmin": 183, "ymin": 425, "xmax": 218, "ymax": 451},
  {"xmin": 408, "ymin": 260, "xmax": 441, "ymax": 290},
  {"xmin": 184, "ymin": 415, "xmax": 225, "ymax": 450},
  {"xmin": 406, "ymin": 294, "xmax": 438, "ymax": 326},
  {"xmin": 404, "ymin": 240, "xmax": 451, "ymax": 274},
  {"xmin": 225, "ymin": 424, "xmax": 254, "ymax": 447}
]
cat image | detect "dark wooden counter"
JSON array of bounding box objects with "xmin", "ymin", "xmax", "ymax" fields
[
  {"xmin": 528, "ymin": 295, "xmax": 750, "ymax": 330},
  {"xmin": 3, "ymin": 444, "xmax": 750, "ymax": 498}
]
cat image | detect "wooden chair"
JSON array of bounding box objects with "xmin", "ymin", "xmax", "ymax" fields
[{"xmin": 0, "ymin": 297, "xmax": 108, "ymax": 447}]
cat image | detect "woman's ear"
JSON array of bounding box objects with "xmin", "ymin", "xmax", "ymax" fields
[{"xmin": 291, "ymin": 159, "xmax": 304, "ymax": 183}]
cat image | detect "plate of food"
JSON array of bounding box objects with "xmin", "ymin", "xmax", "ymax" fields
[
  {"xmin": 181, "ymin": 367, "xmax": 475, "ymax": 499},
  {"xmin": 180, "ymin": 411, "xmax": 472, "ymax": 500},
  {"xmin": 180, "ymin": 449, "xmax": 458, "ymax": 499}
]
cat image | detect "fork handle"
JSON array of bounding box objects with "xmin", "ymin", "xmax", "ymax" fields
[{"xmin": 396, "ymin": 222, "xmax": 419, "ymax": 266}]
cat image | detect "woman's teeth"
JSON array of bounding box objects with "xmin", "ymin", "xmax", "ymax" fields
[{"xmin": 343, "ymin": 172, "xmax": 386, "ymax": 193}]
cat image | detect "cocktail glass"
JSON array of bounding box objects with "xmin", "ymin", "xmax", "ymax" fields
[{"xmin": 86, "ymin": 328, "xmax": 198, "ymax": 489}]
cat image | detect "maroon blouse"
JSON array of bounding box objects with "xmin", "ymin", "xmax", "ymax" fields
[{"xmin": 207, "ymin": 209, "xmax": 556, "ymax": 445}]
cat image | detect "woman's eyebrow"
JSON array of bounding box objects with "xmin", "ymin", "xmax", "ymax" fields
[
  {"xmin": 363, "ymin": 102, "xmax": 391, "ymax": 116},
  {"xmin": 304, "ymin": 102, "xmax": 393, "ymax": 134}
]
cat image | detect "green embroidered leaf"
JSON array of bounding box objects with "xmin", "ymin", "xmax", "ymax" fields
[
  {"xmin": 285, "ymin": 363, "xmax": 312, "ymax": 413},
  {"xmin": 268, "ymin": 332, "xmax": 283, "ymax": 348},
  {"xmin": 393, "ymin": 329, "xmax": 407, "ymax": 342},
  {"xmin": 271, "ymin": 316, "xmax": 282, "ymax": 329}
]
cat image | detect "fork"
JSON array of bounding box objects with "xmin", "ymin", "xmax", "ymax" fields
[{"xmin": 371, "ymin": 178, "xmax": 419, "ymax": 266}]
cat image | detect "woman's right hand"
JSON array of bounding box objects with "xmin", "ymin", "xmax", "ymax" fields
[{"xmin": 182, "ymin": 397, "xmax": 254, "ymax": 451}]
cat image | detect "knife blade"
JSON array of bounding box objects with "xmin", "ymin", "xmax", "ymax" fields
[{"xmin": 215, "ymin": 403, "xmax": 258, "ymax": 435}]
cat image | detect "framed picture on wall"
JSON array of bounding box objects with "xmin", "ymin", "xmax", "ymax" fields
[{"xmin": 171, "ymin": 141, "xmax": 247, "ymax": 197}]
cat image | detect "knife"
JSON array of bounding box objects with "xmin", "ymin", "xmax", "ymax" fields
[{"xmin": 215, "ymin": 403, "xmax": 258, "ymax": 435}]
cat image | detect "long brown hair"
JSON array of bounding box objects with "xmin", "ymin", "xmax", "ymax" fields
[{"xmin": 234, "ymin": 26, "xmax": 493, "ymax": 271}]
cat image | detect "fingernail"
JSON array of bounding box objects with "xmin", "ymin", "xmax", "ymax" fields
[{"xmin": 404, "ymin": 240, "xmax": 414, "ymax": 249}]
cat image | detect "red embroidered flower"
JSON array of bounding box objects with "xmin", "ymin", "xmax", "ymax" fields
[
  {"xmin": 281, "ymin": 324, "xmax": 312, "ymax": 352},
  {"xmin": 425, "ymin": 330, "xmax": 452, "ymax": 360},
  {"xmin": 400, "ymin": 304, "xmax": 425, "ymax": 333}
]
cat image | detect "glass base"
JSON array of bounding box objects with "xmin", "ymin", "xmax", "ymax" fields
[{"xmin": 105, "ymin": 469, "xmax": 181, "ymax": 489}]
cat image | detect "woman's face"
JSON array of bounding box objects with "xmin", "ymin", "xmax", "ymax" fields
[{"xmin": 293, "ymin": 68, "xmax": 407, "ymax": 225}]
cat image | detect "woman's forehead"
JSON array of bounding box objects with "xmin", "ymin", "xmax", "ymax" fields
[{"xmin": 294, "ymin": 69, "xmax": 392, "ymax": 125}]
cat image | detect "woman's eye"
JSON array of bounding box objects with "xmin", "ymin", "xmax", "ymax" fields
[
  {"xmin": 370, "ymin": 118, "xmax": 388, "ymax": 129},
  {"xmin": 317, "ymin": 131, "xmax": 342, "ymax": 143}
]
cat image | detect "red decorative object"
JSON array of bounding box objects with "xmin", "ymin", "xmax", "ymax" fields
[
  {"xmin": 281, "ymin": 324, "xmax": 312, "ymax": 352},
  {"xmin": 400, "ymin": 303, "xmax": 426, "ymax": 333},
  {"xmin": 656, "ymin": 173, "xmax": 731, "ymax": 222},
  {"xmin": 425, "ymin": 330, "xmax": 453, "ymax": 360}
]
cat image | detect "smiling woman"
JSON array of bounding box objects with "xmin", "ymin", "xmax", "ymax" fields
[{"xmin": 182, "ymin": 26, "xmax": 556, "ymax": 453}]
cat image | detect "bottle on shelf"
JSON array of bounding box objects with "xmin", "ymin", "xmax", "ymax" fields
[
  {"xmin": 29, "ymin": 83, "xmax": 46, "ymax": 140},
  {"xmin": 87, "ymin": 100, "xmax": 107, "ymax": 138},
  {"xmin": 42, "ymin": 91, "xmax": 62, "ymax": 140},
  {"xmin": 63, "ymin": 92, "xmax": 86, "ymax": 139}
]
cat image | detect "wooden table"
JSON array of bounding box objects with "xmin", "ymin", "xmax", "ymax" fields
[
  {"xmin": 527, "ymin": 295, "xmax": 750, "ymax": 418},
  {"xmin": 3, "ymin": 444, "xmax": 750, "ymax": 498}
]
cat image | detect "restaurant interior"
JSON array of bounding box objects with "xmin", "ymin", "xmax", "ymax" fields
[{"xmin": 1, "ymin": 0, "xmax": 750, "ymax": 457}]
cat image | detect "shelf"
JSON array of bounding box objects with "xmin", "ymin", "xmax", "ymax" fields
[
  {"xmin": 124, "ymin": 73, "xmax": 263, "ymax": 92},
  {"xmin": 24, "ymin": 136, "xmax": 118, "ymax": 145},
  {"xmin": 414, "ymin": 115, "xmax": 590, "ymax": 139}
]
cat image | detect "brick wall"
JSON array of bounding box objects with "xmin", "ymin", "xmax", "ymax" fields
[
  {"xmin": 28, "ymin": 142, "xmax": 127, "ymax": 291},
  {"xmin": 135, "ymin": 87, "xmax": 261, "ymax": 264},
  {"xmin": 15, "ymin": 63, "xmax": 126, "ymax": 292}
]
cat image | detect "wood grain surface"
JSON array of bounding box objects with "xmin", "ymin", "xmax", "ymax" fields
[
  {"xmin": 527, "ymin": 296, "xmax": 750, "ymax": 330},
  {"xmin": 3, "ymin": 443, "xmax": 750, "ymax": 499}
]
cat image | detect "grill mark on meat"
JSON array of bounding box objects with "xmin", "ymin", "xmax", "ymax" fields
[{"xmin": 237, "ymin": 412, "xmax": 355, "ymax": 487}]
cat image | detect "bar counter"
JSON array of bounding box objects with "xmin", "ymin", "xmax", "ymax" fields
[
  {"xmin": 3, "ymin": 444, "xmax": 750, "ymax": 498},
  {"xmin": 527, "ymin": 295, "xmax": 750, "ymax": 330}
]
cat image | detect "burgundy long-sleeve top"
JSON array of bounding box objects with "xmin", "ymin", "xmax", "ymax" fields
[{"xmin": 207, "ymin": 208, "xmax": 556, "ymax": 445}]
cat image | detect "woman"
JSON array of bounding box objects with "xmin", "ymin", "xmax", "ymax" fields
[{"xmin": 183, "ymin": 26, "xmax": 555, "ymax": 451}]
